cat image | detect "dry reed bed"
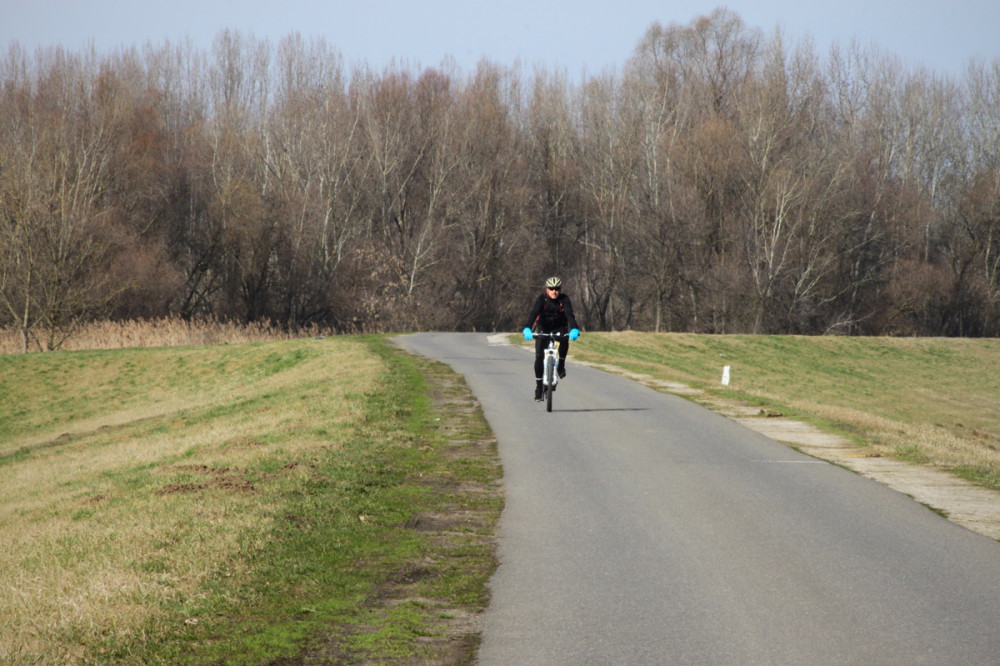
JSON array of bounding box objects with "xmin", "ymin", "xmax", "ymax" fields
[{"xmin": 0, "ymin": 317, "xmax": 328, "ymax": 354}]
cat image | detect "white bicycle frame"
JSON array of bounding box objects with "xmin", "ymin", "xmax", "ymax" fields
[{"xmin": 535, "ymin": 332, "xmax": 564, "ymax": 390}]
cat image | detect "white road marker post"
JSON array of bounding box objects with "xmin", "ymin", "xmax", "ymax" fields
[{"xmin": 721, "ymin": 365, "xmax": 731, "ymax": 386}]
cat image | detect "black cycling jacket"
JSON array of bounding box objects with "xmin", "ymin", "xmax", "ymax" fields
[{"xmin": 524, "ymin": 292, "xmax": 579, "ymax": 333}]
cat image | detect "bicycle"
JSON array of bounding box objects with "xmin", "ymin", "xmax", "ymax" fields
[{"xmin": 533, "ymin": 332, "xmax": 567, "ymax": 412}]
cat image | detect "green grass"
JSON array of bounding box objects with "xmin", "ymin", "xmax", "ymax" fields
[
  {"xmin": 11, "ymin": 328, "xmax": 996, "ymax": 662},
  {"xmin": 0, "ymin": 336, "xmax": 500, "ymax": 664},
  {"xmin": 572, "ymin": 332, "xmax": 1000, "ymax": 489}
]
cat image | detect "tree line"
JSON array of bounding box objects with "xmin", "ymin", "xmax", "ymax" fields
[{"xmin": 2, "ymin": 8, "xmax": 999, "ymax": 351}]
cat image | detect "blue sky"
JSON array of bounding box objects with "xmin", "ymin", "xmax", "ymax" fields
[{"xmin": 2, "ymin": 0, "xmax": 997, "ymax": 78}]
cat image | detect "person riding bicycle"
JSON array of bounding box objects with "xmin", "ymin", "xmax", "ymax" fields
[{"xmin": 522, "ymin": 276, "xmax": 581, "ymax": 401}]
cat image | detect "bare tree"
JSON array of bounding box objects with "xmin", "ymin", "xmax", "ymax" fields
[
  {"xmin": 263, "ymin": 34, "xmax": 372, "ymax": 329},
  {"xmin": 447, "ymin": 61, "xmax": 533, "ymax": 330},
  {"xmin": 202, "ymin": 30, "xmax": 275, "ymax": 322},
  {"xmin": 0, "ymin": 46, "xmax": 139, "ymax": 350},
  {"xmin": 944, "ymin": 59, "xmax": 1000, "ymax": 334},
  {"xmin": 676, "ymin": 8, "xmax": 762, "ymax": 117},
  {"xmin": 824, "ymin": 41, "xmax": 918, "ymax": 333},
  {"xmin": 627, "ymin": 20, "xmax": 708, "ymax": 331},
  {"xmin": 525, "ymin": 67, "xmax": 580, "ymax": 275},
  {"xmin": 4, "ymin": 12, "xmax": 1000, "ymax": 338},
  {"xmin": 572, "ymin": 72, "xmax": 644, "ymax": 330},
  {"xmin": 734, "ymin": 33, "xmax": 848, "ymax": 333}
]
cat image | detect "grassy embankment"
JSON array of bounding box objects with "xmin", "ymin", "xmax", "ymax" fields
[
  {"xmin": 6, "ymin": 324, "xmax": 999, "ymax": 662},
  {"xmin": 575, "ymin": 332, "xmax": 1000, "ymax": 490},
  {"xmin": 0, "ymin": 335, "xmax": 500, "ymax": 664}
]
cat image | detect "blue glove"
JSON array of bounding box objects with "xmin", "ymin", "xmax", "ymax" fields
[
  {"xmin": 569, "ymin": 328, "xmax": 580, "ymax": 341},
  {"xmin": 522, "ymin": 327, "xmax": 533, "ymax": 341}
]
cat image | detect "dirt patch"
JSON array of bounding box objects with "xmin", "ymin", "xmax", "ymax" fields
[
  {"xmin": 156, "ymin": 464, "xmax": 258, "ymax": 495},
  {"xmin": 582, "ymin": 360, "xmax": 1000, "ymax": 542},
  {"xmin": 370, "ymin": 360, "xmax": 500, "ymax": 664}
]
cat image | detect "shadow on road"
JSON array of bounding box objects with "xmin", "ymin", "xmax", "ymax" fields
[{"xmin": 546, "ymin": 408, "xmax": 650, "ymax": 413}]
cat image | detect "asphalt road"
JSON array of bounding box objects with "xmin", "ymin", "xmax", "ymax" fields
[{"xmin": 395, "ymin": 333, "xmax": 1000, "ymax": 665}]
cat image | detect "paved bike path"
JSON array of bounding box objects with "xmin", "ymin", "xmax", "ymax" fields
[{"xmin": 395, "ymin": 333, "xmax": 1000, "ymax": 664}]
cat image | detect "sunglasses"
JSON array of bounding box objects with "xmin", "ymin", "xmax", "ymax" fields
[{"xmin": 547, "ymin": 286, "xmax": 561, "ymax": 291}]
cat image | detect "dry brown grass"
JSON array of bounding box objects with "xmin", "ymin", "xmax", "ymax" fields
[
  {"xmin": 0, "ymin": 316, "xmax": 327, "ymax": 354},
  {"xmin": 1, "ymin": 492, "xmax": 268, "ymax": 663},
  {"xmin": 577, "ymin": 332, "xmax": 1000, "ymax": 488},
  {"xmin": 788, "ymin": 401, "xmax": 1000, "ymax": 473},
  {"xmin": 0, "ymin": 333, "xmax": 380, "ymax": 662}
]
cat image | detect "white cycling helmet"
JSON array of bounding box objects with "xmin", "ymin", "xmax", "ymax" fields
[{"xmin": 545, "ymin": 276, "xmax": 562, "ymax": 289}]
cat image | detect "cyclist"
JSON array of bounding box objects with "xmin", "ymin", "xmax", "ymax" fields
[{"xmin": 522, "ymin": 276, "xmax": 581, "ymax": 401}]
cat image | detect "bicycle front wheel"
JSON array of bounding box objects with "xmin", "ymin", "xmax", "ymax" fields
[{"xmin": 544, "ymin": 355, "xmax": 555, "ymax": 412}]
